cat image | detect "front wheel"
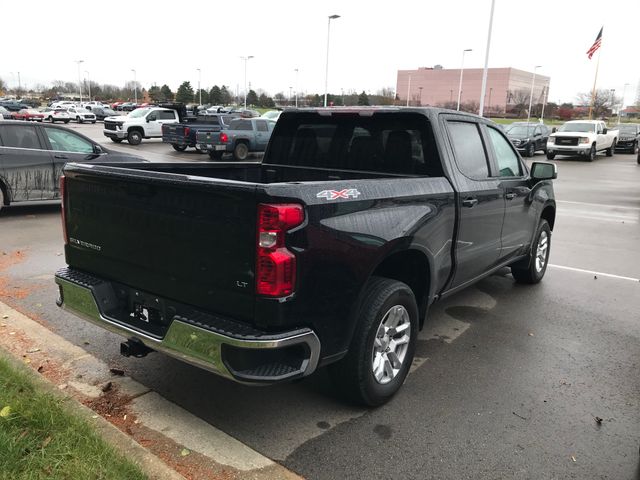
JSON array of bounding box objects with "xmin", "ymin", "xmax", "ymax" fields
[
  {"xmin": 127, "ymin": 130, "xmax": 142, "ymax": 145},
  {"xmin": 546, "ymin": 152, "xmax": 555, "ymax": 160},
  {"xmin": 233, "ymin": 142, "xmax": 249, "ymax": 161},
  {"xmin": 110, "ymin": 137, "xmax": 123, "ymax": 143},
  {"xmin": 172, "ymin": 144, "xmax": 188, "ymax": 152},
  {"xmin": 632, "ymin": 142, "xmax": 639, "ymax": 155},
  {"xmin": 511, "ymin": 219, "xmax": 551, "ymax": 284},
  {"xmin": 606, "ymin": 140, "xmax": 615, "ymax": 157},
  {"xmin": 329, "ymin": 277, "xmax": 418, "ymax": 406},
  {"xmin": 208, "ymin": 151, "xmax": 224, "ymax": 161},
  {"xmin": 77, "ymin": 116, "xmax": 83, "ymax": 124},
  {"xmin": 587, "ymin": 144, "xmax": 596, "ymax": 162},
  {"xmin": 526, "ymin": 143, "xmax": 535, "ymax": 157}
]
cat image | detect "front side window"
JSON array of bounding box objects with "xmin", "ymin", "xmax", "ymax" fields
[
  {"xmin": 0, "ymin": 125, "xmax": 42, "ymax": 149},
  {"xmin": 447, "ymin": 121, "xmax": 489, "ymax": 180},
  {"xmin": 487, "ymin": 127, "xmax": 522, "ymax": 177},
  {"xmin": 44, "ymin": 128, "xmax": 94, "ymax": 153}
]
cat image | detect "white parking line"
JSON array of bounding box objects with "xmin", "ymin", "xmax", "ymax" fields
[
  {"xmin": 557, "ymin": 200, "xmax": 640, "ymax": 211},
  {"xmin": 548, "ymin": 264, "xmax": 640, "ymax": 282}
]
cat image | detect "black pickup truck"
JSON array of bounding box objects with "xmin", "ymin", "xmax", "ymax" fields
[
  {"xmin": 55, "ymin": 108, "xmax": 557, "ymax": 406},
  {"xmin": 161, "ymin": 112, "xmax": 237, "ymax": 152}
]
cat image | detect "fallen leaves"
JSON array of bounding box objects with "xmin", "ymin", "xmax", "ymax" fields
[
  {"xmin": 180, "ymin": 448, "xmax": 191, "ymax": 457},
  {"xmin": 0, "ymin": 405, "xmax": 12, "ymax": 418}
]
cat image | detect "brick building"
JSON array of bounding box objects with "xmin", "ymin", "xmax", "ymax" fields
[{"xmin": 396, "ymin": 67, "xmax": 550, "ymax": 114}]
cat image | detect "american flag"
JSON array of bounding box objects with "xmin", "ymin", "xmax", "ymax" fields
[{"xmin": 586, "ymin": 27, "xmax": 603, "ymax": 59}]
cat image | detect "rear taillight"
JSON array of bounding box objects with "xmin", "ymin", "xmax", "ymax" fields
[
  {"xmin": 60, "ymin": 175, "xmax": 68, "ymax": 245},
  {"xmin": 184, "ymin": 127, "xmax": 190, "ymax": 137},
  {"xmin": 256, "ymin": 204, "xmax": 304, "ymax": 297},
  {"xmin": 220, "ymin": 132, "xmax": 229, "ymax": 143}
]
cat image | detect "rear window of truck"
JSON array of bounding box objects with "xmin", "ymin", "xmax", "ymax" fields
[{"xmin": 267, "ymin": 112, "xmax": 443, "ymax": 176}]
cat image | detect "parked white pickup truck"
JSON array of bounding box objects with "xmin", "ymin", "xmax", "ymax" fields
[
  {"xmin": 546, "ymin": 120, "xmax": 618, "ymax": 162},
  {"xmin": 103, "ymin": 107, "xmax": 180, "ymax": 145}
]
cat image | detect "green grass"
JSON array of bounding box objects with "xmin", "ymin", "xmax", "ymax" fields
[{"xmin": 0, "ymin": 356, "xmax": 147, "ymax": 480}]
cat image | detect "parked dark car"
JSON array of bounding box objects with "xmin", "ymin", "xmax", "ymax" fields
[
  {"xmin": 0, "ymin": 100, "xmax": 31, "ymax": 112},
  {"xmin": 505, "ymin": 122, "xmax": 550, "ymax": 157},
  {"xmin": 162, "ymin": 112, "xmax": 238, "ymax": 152},
  {"xmin": 92, "ymin": 107, "xmax": 119, "ymax": 121},
  {"xmin": 615, "ymin": 123, "xmax": 640, "ymax": 154},
  {"xmin": 55, "ymin": 107, "xmax": 557, "ymax": 406},
  {"xmin": 0, "ymin": 121, "xmax": 144, "ymax": 211}
]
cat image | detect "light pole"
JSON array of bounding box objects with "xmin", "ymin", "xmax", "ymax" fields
[
  {"xmin": 619, "ymin": 83, "xmax": 630, "ymax": 124},
  {"xmin": 487, "ymin": 87, "xmax": 493, "ymax": 114},
  {"xmin": 294, "ymin": 68, "xmax": 299, "ymax": 107},
  {"xmin": 131, "ymin": 69, "xmax": 137, "ymax": 104},
  {"xmin": 478, "ymin": 0, "xmax": 496, "ymax": 117},
  {"xmin": 456, "ymin": 48, "xmax": 472, "ymax": 111},
  {"xmin": 197, "ymin": 68, "xmax": 202, "ymax": 106},
  {"xmin": 324, "ymin": 14, "xmax": 340, "ymax": 107},
  {"xmin": 289, "ymin": 86, "xmax": 293, "ymax": 106},
  {"xmin": 241, "ymin": 56, "xmax": 254, "ymax": 109},
  {"xmin": 540, "ymin": 86, "xmax": 548, "ymax": 122},
  {"xmin": 85, "ymin": 71, "xmax": 91, "ymax": 101},
  {"xmin": 526, "ymin": 65, "xmax": 541, "ymax": 123},
  {"xmin": 75, "ymin": 60, "xmax": 84, "ymax": 103}
]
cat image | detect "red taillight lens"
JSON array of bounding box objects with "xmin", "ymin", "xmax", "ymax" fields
[
  {"xmin": 256, "ymin": 204, "xmax": 304, "ymax": 297},
  {"xmin": 60, "ymin": 175, "xmax": 68, "ymax": 245},
  {"xmin": 220, "ymin": 132, "xmax": 229, "ymax": 143},
  {"xmin": 184, "ymin": 127, "xmax": 190, "ymax": 137}
]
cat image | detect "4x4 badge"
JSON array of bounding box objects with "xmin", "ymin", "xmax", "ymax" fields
[{"xmin": 316, "ymin": 189, "xmax": 361, "ymax": 201}]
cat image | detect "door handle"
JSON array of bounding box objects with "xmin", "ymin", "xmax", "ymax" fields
[
  {"xmin": 505, "ymin": 192, "xmax": 517, "ymax": 200},
  {"xmin": 54, "ymin": 154, "xmax": 69, "ymax": 159},
  {"xmin": 462, "ymin": 197, "xmax": 478, "ymax": 208}
]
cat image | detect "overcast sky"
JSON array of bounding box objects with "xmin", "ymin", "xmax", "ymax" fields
[{"xmin": 2, "ymin": 0, "xmax": 639, "ymax": 106}]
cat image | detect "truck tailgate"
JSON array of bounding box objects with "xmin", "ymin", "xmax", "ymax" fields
[{"xmin": 62, "ymin": 164, "xmax": 257, "ymax": 323}]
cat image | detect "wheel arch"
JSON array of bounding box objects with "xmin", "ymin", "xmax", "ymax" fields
[{"xmin": 541, "ymin": 203, "xmax": 556, "ymax": 230}]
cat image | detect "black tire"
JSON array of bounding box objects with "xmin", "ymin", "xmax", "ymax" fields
[
  {"xmin": 91, "ymin": 121, "xmax": 96, "ymax": 124},
  {"xmin": 511, "ymin": 219, "xmax": 551, "ymax": 284},
  {"xmin": 632, "ymin": 142, "xmax": 639, "ymax": 155},
  {"xmin": 587, "ymin": 144, "xmax": 596, "ymax": 162},
  {"xmin": 64, "ymin": 120, "xmax": 70, "ymax": 124},
  {"xmin": 546, "ymin": 152, "xmax": 555, "ymax": 160},
  {"xmin": 77, "ymin": 116, "xmax": 83, "ymax": 124},
  {"xmin": 127, "ymin": 130, "xmax": 142, "ymax": 145},
  {"xmin": 172, "ymin": 144, "xmax": 188, "ymax": 152},
  {"xmin": 208, "ymin": 151, "xmax": 224, "ymax": 161},
  {"xmin": 606, "ymin": 140, "xmax": 615, "ymax": 157},
  {"xmin": 233, "ymin": 142, "xmax": 249, "ymax": 161},
  {"xmin": 110, "ymin": 138, "xmax": 123, "ymax": 143},
  {"xmin": 0, "ymin": 185, "xmax": 5, "ymax": 213},
  {"xmin": 526, "ymin": 143, "xmax": 535, "ymax": 157},
  {"xmin": 328, "ymin": 276, "xmax": 419, "ymax": 407}
]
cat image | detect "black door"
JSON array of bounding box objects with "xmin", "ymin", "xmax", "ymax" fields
[
  {"xmin": 445, "ymin": 120, "xmax": 505, "ymax": 288},
  {"xmin": 484, "ymin": 125, "xmax": 537, "ymax": 262},
  {"xmin": 0, "ymin": 124, "xmax": 55, "ymax": 202}
]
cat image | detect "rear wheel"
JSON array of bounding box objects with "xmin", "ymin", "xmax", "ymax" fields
[
  {"xmin": 511, "ymin": 219, "xmax": 551, "ymax": 284},
  {"xmin": 127, "ymin": 130, "xmax": 142, "ymax": 145},
  {"xmin": 64, "ymin": 120, "xmax": 70, "ymax": 124},
  {"xmin": 329, "ymin": 277, "xmax": 418, "ymax": 406},
  {"xmin": 233, "ymin": 142, "xmax": 249, "ymax": 161},
  {"xmin": 208, "ymin": 151, "xmax": 224, "ymax": 160},
  {"xmin": 172, "ymin": 144, "xmax": 188, "ymax": 152},
  {"xmin": 0, "ymin": 185, "xmax": 5, "ymax": 213}
]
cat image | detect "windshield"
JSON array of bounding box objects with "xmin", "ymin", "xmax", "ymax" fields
[
  {"xmin": 128, "ymin": 108, "xmax": 150, "ymax": 118},
  {"xmin": 558, "ymin": 122, "xmax": 595, "ymax": 133},
  {"xmin": 505, "ymin": 126, "xmax": 534, "ymax": 135},
  {"xmin": 619, "ymin": 125, "xmax": 637, "ymax": 134}
]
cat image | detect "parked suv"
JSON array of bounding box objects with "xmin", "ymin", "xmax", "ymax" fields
[
  {"xmin": 505, "ymin": 122, "xmax": 550, "ymax": 157},
  {"xmin": 103, "ymin": 107, "xmax": 180, "ymax": 145},
  {"xmin": 615, "ymin": 123, "xmax": 640, "ymax": 154},
  {"xmin": 0, "ymin": 121, "xmax": 143, "ymax": 211},
  {"xmin": 66, "ymin": 107, "xmax": 97, "ymax": 124}
]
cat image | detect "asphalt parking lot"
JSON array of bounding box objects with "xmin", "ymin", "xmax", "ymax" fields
[{"xmin": 1, "ymin": 130, "xmax": 639, "ymax": 479}]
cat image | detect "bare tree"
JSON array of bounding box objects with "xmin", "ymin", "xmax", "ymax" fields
[{"xmin": 576, "ymin": 89, "xmax": 621, "ymax": 118}]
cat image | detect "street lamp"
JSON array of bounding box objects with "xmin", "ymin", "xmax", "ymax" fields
[
  {"xmin": 526, "ymin": 65, "xmax": 541, "ymax": 123},
  {"xmin": 478, "ymin": 0, "xmax": 496, "ymax": 117},
  {"xmin": 75, "ymin": 60, "xmax": 84, "ymax": 103},
  {"xmin": 197, "ymin": 68, "xmax": 202, "ymax": 106},
  {"xmin": 241, "ymin": 56, "xmax": 254, "ymax": 109},
  {"xmin": 456, "ymin": 48, "xmax": 472, "ymax": 111},
  {"xmin": 131, "ymin": 69, "xmax": 137, "ymax": 104},
  {"xmin": 294, "ymin": 68, "xmax": 299, "ymax": 107},
  {"xmin": 84, "ymin": 71, "xmax": 91, "ymax": 101},
  {"xmin": 324, "ymin": 14, "xmax": 340, "ymax": 107},
  {"xmin": 289, "ymin": 86, "xmax": 293, "ymax": 105}
]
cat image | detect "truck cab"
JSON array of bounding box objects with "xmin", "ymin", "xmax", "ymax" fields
[{"xmin": 103, "ymin": 107, "xmax": 180, "ymax": 145}]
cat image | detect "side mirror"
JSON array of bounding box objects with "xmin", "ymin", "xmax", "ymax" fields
[
  {"xmin": 551, "ymin": 127, "xmax": 557, "ymax": 133},
  {"xmin": 93, "ymin": 144, "xmax": 103, "ymax": 154},
  {"xmin": 602, "ymin": 127, "xmax": 608, "ymax": 134},
  {"xmin": 531, "ymin": 161, "xmax": 557, "ymax": 181}
]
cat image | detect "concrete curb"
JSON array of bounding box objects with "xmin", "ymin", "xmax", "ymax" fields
[{"xmin": 0, "ymin": 300, "xmax": 302, "ymax": 480}]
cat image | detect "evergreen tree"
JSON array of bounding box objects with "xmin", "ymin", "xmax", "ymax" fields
[
  {"xmin": 258, "ymin": 93, "xmax": 275, "ymax": 108},
  {"xmin": 195, "ymin": 89, "xmax": 210, "ymax": 105},
  {"xmin": 246, "ymin": 89, "xmax": 259, "ymax": 107},
  {"xmin": 209, "ymin": 85, "xmax": 222, "ymax": 105},
  {"xmin": 148, "ymin": 85, "xmax": 161, "ymax": 102},
  {"xmin": 175, "ymin": 81, "xmax": 195, "ymax": 103},
  {"xmin": 357, "ymin": 91, "xmax": 370, "ymax": 106},
  {"xmin": 160, "ymin": 84, "xmax": 174, "ymax": 101},
  {"xmin": 220, "ymin": 85, "xmax": 233, "ymax": 105}
]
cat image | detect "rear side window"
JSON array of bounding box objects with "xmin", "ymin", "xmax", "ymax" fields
[
  {"xmin": 229, "ymin": 119, "xmax": 252, "ymax": 131},
  {"xmin": 0, "ymin": 125, "xmax": 42, "ymax": 149},
  {"xmin": 159, "ymin": 110, "xmax": 175, "ymax": 120},
  {"xmin": 256, "ymin": 120, "xmax": 268, "ymax": 132},
  {"xmin": 267, "ymin": 113, "xmax": 443, "ymax": 176},
  {"xmin": 447, "ymin": 122, "xmax": 489, "ymax": 180}
]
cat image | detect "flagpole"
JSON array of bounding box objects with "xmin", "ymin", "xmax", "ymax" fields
[{"xmin": 588, "ymin": 36, "xmax": 602, "ymax": 120}]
